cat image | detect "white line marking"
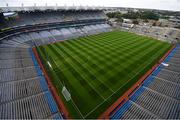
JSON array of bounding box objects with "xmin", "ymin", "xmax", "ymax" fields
[
  {"xmin": 71, "ymin": 99, "xmax": 85, "ymax": 119},
  {"xmin": 84, "ymin": 49, "xmax": 165, "ymax": 118},
  {"xmin": 44, "ymin": 35, "xmax": 171, "ymax": 118}
]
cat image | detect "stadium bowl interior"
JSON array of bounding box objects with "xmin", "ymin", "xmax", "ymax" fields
[{"xmin": 0, "ymin": 7, "xmax": 179, "ymax": 119}]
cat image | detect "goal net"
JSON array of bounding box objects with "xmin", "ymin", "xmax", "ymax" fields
[{"xmin": 62, "ymin": 86, "xmax": 71, "ymax": 101}]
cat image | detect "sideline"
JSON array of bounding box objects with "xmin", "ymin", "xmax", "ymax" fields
[
  {"xmin": 99, "ymin": 45, "xmax": 175, "ymax": 119},
  {"xmin": 32, "ymin": 47, "xmax": 70, "ymax": 119}
]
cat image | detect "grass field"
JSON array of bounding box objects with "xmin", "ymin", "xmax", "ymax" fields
[{"xmin": 36, "ymin": 30, "xmax": 171, "ymax": 118}]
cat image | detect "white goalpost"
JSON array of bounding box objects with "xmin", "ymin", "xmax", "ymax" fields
[{"xmin": 62, "ymin": 86, "xmax": 71, "ymax": 101}]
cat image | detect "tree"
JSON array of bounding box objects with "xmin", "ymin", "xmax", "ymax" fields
[
  {"xmin": 122, "ymin": 11, "xmax": 140, "ymax": 19},
  {"xmin": 116, "ymin": 18, "xmax": 123, "ymax": 22},
  {"xmin": 132, "ymin": 20, "xmax": 139, "ymax": 24},
  {"xmin": 106, "ymin": 12, "xmax": 122, "ymax": 19},
  {"xmin": 106, "ymin": 11, "xmax": 159, "ymax": 21},
  {"xmin": 152, "ymin": 22, "xmax": 156, "ymax": 26},
  {"xmin": 141, "ymin": 11, "xmax": 159, "ymax": 20}
]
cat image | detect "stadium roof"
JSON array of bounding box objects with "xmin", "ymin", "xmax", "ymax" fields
[
  {"xmin": 1, "ymin": 0, "xmax": 180, "ymax": 11},
  {"xmin": 0, "ymin": 6, "xmax": 107, "ymax": 12},
  {"xmin": 3, "ymin": 12, "xmax": 16, "ymax": 16}
]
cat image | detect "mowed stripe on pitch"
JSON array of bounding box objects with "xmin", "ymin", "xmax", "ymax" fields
[{"xmin": 37, "ymin": 30, "xmax": 171, "ymax": 118}]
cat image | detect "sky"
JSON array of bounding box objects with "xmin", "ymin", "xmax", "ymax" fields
[{"xmin": 0, "ymin": 0, "xmax": 180, "ymax": 11}]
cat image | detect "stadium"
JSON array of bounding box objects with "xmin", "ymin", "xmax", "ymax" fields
[{"xmin": 0, "ymin": 5, "xmax": 179, "ymax": 119}]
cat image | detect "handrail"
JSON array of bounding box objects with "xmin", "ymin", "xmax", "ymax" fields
[
  {"xmin": 0, "ymin": 18, "xmax": 106, "ymax": 34},
  {"xmin": 0, "ymin": 19, "xmax": 107, "ymax": 41}
]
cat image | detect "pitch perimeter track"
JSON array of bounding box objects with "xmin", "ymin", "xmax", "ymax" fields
[
  {"xmin": 32, "ymin": 31, "xmax": 173, "ymax": 119},
  {"xmin": 99, "ymin": 45, "xmax": 175, "ymax": 119},
  {"xmin": 32, "ymin": 47, "xmax": 70, "ymax": 119}
]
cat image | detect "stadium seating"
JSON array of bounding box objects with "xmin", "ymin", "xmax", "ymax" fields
[
  {"xmin": 113, "ymin": 101, "xmax": 158, "ymax": 119},
  {"xmin": 3, "ymin": 10, "xmax": 107, "ymax": 28},
  {"xmin": 111, "ymin": 45, "xmax": 180, "ymax": 119},
  {"xmin": 0, "ymin": 23, "xmax": 112, "ymax": 48},
  {"xmin": 124, "ymin": 25, "xmax": 180, "ymax": 43},
  {"xmin": 0, "ymin": 9, "xmax": 112, "ymax": 119},
  {"xmin": 3, "ymin": 8, "xmax": 179, "ymax": 119},
  {"xmin": 0, "ymin": 47, "xmax": 62, "ymax": 119}
]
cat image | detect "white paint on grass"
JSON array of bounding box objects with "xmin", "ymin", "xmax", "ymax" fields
[
  {"xmin": 84, "ymin": 49, "xmax": 165, "ymax": 118},
  {"xmin": 47, "ymin": 61, "xmax": 52, "ymax": 68}
]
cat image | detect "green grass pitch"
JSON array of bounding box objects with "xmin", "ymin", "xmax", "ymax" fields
[{"xmin": 36, "ymin": 30, "xmax": 171, "ymax": 118}]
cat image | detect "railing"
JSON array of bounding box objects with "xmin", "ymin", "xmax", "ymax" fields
[{"xmin": 0, "ymin": 19, "xmax": 107, "ymax": 41}]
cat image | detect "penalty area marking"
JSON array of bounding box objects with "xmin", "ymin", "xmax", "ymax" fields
[
  {"xmin": 71, "ymin": 98, "xmax": 85, "ymax": 119},
  {"xmin": 84, "ymin": 54, "xmax": 160, "ymax": 118}
]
